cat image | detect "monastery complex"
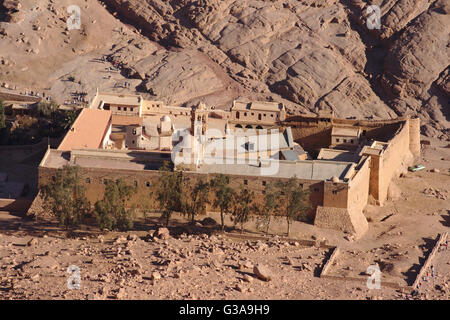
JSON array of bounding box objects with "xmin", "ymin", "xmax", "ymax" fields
[{"xmin": 32, "ymin": 91, "xmax": 421, "ymax": 238}]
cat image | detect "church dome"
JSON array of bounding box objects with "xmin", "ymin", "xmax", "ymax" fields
[{"xmin": 161, "ymin": 115, "xmax": 171, "ymax": 122}]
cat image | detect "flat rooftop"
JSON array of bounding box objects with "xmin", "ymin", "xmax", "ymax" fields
[
  {"xmin": 41, "ymin": 149, "xmax": 171, "ymax": 171},
  {"xmin": 96, "ymin": 92, "xmax": 141, "ymax": 106},
  {"xmin": 41, "ymin": 149, "xmax": 352, "ymax": 181},
  {"xmin": 196, "ymin": 160, "xmax": 353, "ymax": 181},
  {"xmin": 317, "ymin": 148, "xmax": 360, "ymax": 162},
  {"xmin": 332, "ymin": 126, "xmax": 360, "ymax": 137},
  {"xmin": 112, "ymin": 115, "xmax": 143, "ymax": 127},
  {"xmin": 233, "ymin": 101, "xmax": 283, "ymax": 112}
]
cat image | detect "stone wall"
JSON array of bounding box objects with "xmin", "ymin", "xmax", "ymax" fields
[
  {"xmin": 37, "ymin": 165, "xmax": 323, "ymax": 220},
  {"xmin": 0, "ymin": 198, "xmax": 33, "ymax": 213},
  {"xmin": 315, "ymin": 157, "xmax": 370, "ymax": 237},
  {"xmin": 376, "ymin": 121, "xmax": 414, "ymax": 205},
  {"xmin": 347, "ymin": 157, "xmax": 371, "ymax": 216}
]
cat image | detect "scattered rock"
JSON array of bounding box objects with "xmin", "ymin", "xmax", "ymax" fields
[
  {"xmin": 151, "ymin": 271, "xmax": 161, "ymax": 280},
  {"xmin": 201, "ymin": 217, "xmax": 217, "ymax": 226},
  {"xmin": 155, "ymin": 228, "xmax": 170, "ymax": 240},
  {"xmin": 243, "ymin": 274, "xmax": 253, "ymax": 283},
  {"xmin": 115, "ymin": 288, "xmax": 126, "ymax": 300},
  {"xmin": 253, "ymin": 264, "xmax": 273, "ymax": 282},
  {"xmin": 27, "ymin": 238, "xmax": 38, "ymax": 246}
]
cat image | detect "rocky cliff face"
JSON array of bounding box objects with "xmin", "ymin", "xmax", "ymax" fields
[
  {"xmin": 99, "ymin": 0, "xmax": 448, "ymax": 138},
  {"xmin": 1, "ymin": 0, "xmax": 448, "ymax": 138}
]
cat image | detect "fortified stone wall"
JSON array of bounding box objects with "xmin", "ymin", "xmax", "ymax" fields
[
  {"xmin": 376, "ymin": 121, "xmax": 414, "ymax": 205},
  {"xmin": 284, "ymin": 116, "xmax": 405, "ymax": 154},
  {"xmin": 315, "ymin": 157, "xmax": 370, "ymax": 237},
  {"xmin": 284, "ymin": 118, "xmax": 332, "ymax": 154},
  {"xmin": 37, "ymin": 165, "xmax": 324, "ymax": 220},
  {"xmin": 408, "ymin": 117, "xmax": 421, "ymax": 158},
  {"xmin": 347, "ymin": 156, "xmax": 371, "ymax": 215},
  {"xmin": 322, "ymin": 181, "xmax": 349, "ymax": 209}
]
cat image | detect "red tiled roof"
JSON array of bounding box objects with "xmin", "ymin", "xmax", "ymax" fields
[{"xmin": 58, "ymin": 109, "xmax": 112, "ymax": 151}]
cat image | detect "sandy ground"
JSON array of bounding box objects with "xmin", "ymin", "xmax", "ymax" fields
[{"xmin": 0, "ymin": 138, "xmax": 448, "ymax": 300}]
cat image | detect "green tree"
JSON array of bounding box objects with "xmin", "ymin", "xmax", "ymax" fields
[
  {"xmin": 40, "ymin": 165, "xmax": 90, "ymax": 230},
  {"xmin": 211, "ymin": 174, "xmax": 234, "ymax": 231},
  {"xmin": 59, "ymin": 109, "xmax": 78, "ymax": 131},
  {"xmin": 95, "ymin": 179, "xmax": 136, "ymax": 231},
  {"xmin": 0, "ymin": 98, "xmax": 6, "ymax": 130},
  {"xmin": 254, "ymin": 182, "xmax": 279, "ymax": 236},
  {"xmin": 276, "ymin": 178, "xmax": 310, "ymax": 237},
  {"xmin": 182, "ymin": 177, "xmax": 210, "ymax": 224},
  {"xmin": 231, "ymin": 186, "xmax": 254, "ymax": 233},
  {"xmin": 37, "ymin": 100, "xmax": 59, "ymax": 118},
  {"xmin": 156, "ymin": 161, "xmax": 183, "ymax": 227}
]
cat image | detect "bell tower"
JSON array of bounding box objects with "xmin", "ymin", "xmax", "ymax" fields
[
  {"xmin": 190, "ymin": 102, "xmax": 209, "ymax": 168},
  {"xmin": 191, "ymin": 102, "xmax": 209, "ymax": 136}
]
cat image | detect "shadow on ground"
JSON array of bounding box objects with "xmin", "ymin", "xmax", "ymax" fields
[{"xmin": 402, "ymin": 237, "xmax": 436, "ymax": 286}]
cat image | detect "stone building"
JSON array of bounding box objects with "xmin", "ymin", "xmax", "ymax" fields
[{"xmin": 29, "ymin": 92, "xmax": 421, "ymax": 238}]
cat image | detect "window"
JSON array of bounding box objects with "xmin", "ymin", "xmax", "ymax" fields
[
  {"xmin": 244, "ymin": 112, "xmax": 247, "ymax": 116},
  {"xmin": 244, "ymin": 180, "xmax": 248, "ymax": 185},
  {"xmin": 336, "ymin": 138, "xmax": 340, "ymax": 142},
  {"xmin": 146, "ymin": 182, "xmax": 151, "ymax": 187},
  {"xmin": 85, "ymin": 178, "xmax": 91, "ymax": 184},
  {"xmin": 262, "ymin": 190, "xmax": 266, "ymax": 195},
  {"xmin": 132, "ymin": 129, "xmax": 137, "ymax": 135},
  {"xmin": 332, "ymin": 190, "xmax": 338, "ymax": 195},
  {"xmin": 118, "ymin": 107, "xmax": 121, "ymax": 111},
  {"xmin": 262, "ymin": 181, "xmax": 266, "ymax": 186},
  {"xmin": 124, "ymin": 107, "xmax": 128, "ymax": 111},
  {"xmin": 271, "ymin": 114, "xmax": 274, "ymax": 117},
  {"xmin": 343, "ymin": 139, "xmax": 347, "ymax": 143},
  {"xmin": 351, "ymin": 139, "xmax": 354, "ymax": 144},
  {"xmin": 130, "ymin": 108, "xmax": 134, "ymax": 112},
  {"xmin": 134, "ymin": 181, "xmax": 138, "ymax": 187}
]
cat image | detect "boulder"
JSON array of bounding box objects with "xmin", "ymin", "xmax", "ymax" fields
[
  {"xmin": 155, "ymin": 227, "xmax": 170, "ymax": 239},
  {"xmin": 201, "ymin": 217, "xmax": 217, "ymax": 226},
  {"xmin": 253, "ymin": 264, "xmax": 273, "ymax": 282},
  {"xmin": 27, "ymin": 238, "xmax": 38, "ymax": 246}
]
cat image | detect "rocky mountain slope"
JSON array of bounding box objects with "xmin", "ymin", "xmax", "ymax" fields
[{"xmin": 0, "ymin": 0, "xmax": 448, "ymax": 138}]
